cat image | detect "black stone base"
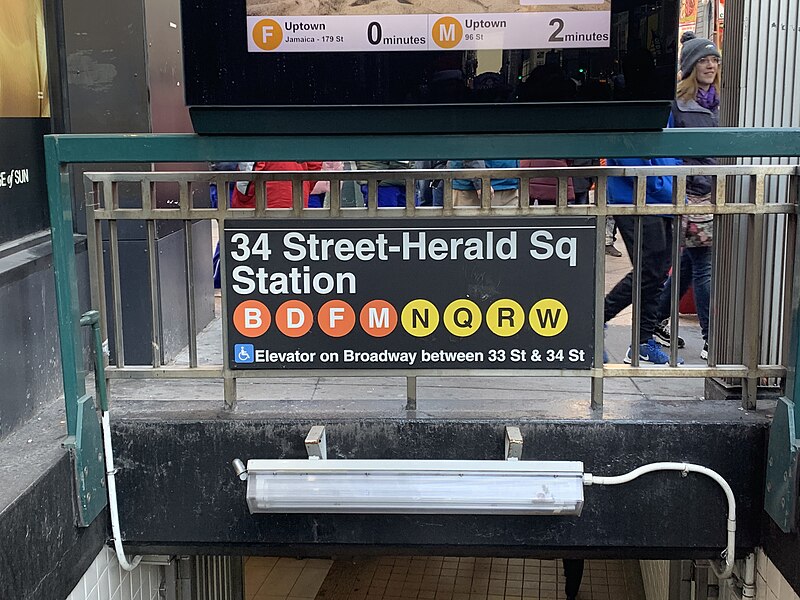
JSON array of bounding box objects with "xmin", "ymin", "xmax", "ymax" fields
[
  {"xmin": 113, "ymin": 418, "xmax": 766, "ymax": 558},
  {"xmin": 0, "ymin": 452, "xmax": 107, "ymax": 600}
]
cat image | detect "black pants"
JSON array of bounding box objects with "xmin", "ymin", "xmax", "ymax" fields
[
  {"xmin": 604, "ymin": 215, "xmax": 673, "ymax": 341},
  {"xmin": 562, "ymin": 559, "xmax": 584, "ymax": 599}
]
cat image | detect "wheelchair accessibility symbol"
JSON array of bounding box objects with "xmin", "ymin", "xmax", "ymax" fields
[{"xmin": 234, "ymin": 344, "xmax": 255, "ymax": 364}]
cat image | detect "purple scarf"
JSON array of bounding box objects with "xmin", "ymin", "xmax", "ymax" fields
[{"xmin": 696, "ymin": 85, "xmax": 719, "ymax": 111}]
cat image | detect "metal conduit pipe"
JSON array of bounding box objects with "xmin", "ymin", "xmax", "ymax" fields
[
  {"xmin": 741, "ymin": 553, "xmax": 756, "ymax": 599},
  {"xmin": 583, "ymin": 462, "xmax": 736, "ymax": 579},
  {"xmin": 101, "ymin": 411, "xmax": 142, "ymax": 571}
]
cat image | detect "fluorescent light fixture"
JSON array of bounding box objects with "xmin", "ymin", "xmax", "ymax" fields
[{"xmin": 245, "ymin": 459, "xmax": 584, "ymax": 515}]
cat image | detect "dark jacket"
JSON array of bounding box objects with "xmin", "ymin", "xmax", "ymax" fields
[
  {"xmin": 570, "ymin": 158, "xmax": 597, "ymax": 196},
  {"xmin": 671, "ymin": 98, "xmax": 719, "ymax": 196},
  {"xmin": 356, "ymin": 160, "xmax": 411, "ymax": 187}
]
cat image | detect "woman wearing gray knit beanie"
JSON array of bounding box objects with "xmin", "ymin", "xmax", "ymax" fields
[{"xmin": 654, "ymin": 30, "xmax": 721, "ymax": 361}]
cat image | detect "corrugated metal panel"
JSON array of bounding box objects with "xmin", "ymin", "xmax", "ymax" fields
[
  {"xmin": 717, "ymin": 0, "xmax": 800, "ymax": 385},
  {"xmin": 193, "ymin": 556, "xmax": 242, "ymax": 600}
]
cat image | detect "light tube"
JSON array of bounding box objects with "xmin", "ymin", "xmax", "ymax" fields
[{"xmin": 245, "ymin": 459, "xmax": 584, "ymax": 515}]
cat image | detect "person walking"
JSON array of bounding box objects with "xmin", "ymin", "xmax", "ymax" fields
[
  {"xmin": 654, "ymin": 31, "xmax": 721, "ymax": 360},
  {"xmin": 604, "ymin": 156, "xmax": 684, "ymax": 365}
]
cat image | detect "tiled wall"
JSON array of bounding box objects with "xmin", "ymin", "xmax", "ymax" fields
[
  {"xmin": 65, "ymin": 547, "xmax": 162, "ymax": 600},
  {"xmin": 756, "ymin": 548, "xmax": 799, "ymax": 600},
  {"xmin": 638, "ymin": 561, "xmax": 669, "ymax": 600}
]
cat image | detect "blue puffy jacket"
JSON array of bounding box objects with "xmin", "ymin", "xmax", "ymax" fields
[{"xmin": 606, "ymin": 157, "xmax": 680, "ymax": 204}]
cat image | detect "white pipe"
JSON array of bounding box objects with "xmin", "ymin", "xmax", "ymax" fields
[
  {"xmin": 741, "ymin": 553, "xmax": 756, "ymax": 599},
  {"xmin": 584, "ymin": 462, "xmax": 736, "ymax": 579},
  {"xmin": 101, "ymin": 411, "xmax": 143, "ymax": 571}
]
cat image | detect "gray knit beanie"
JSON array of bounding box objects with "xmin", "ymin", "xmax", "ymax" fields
[{"xmin": 680, "ymin": 31, "xmax": 721, "ymax": 79}]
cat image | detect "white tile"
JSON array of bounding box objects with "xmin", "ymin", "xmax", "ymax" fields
[
  {"xmin": 84, "ymin": 556, "xmax": 100, "ymax": 595},
  {"xmin": 767, "ymin": 557, "xmax": 782, "ymax": 594},
  {"xmin": 129, "ymin": 566, "xmax": 141, "ymax": 595},
  {"xmin": 757, "ymin": 574, "xmax": 768, "ymax": 600},
  {"xmin": 147, "ymin": 566, "xmax": 161, "ymax": 598},
  {"xmin": 71, "ymin": 578, "xmax": 87, "ymax": 600},
  {"xmin": 779, "ymin": 578, "xmax": 797, "ymax": 600},
  {"xmin": 97, "ymin": 566, "xmax": 109, "ymax": 599},
  {"xmin": 757, "ymin": 549, "xmax": 768, "ymax": 578},
  {"xmin": 121, "ymin": 573, "xmax": 133, "ymax": 600},
  {"xmin": 108, "ymin": 560, "xmax": 122, "ymax": 596}
]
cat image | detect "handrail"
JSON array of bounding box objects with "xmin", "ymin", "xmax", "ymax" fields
[
  {"xmin": 45, "ymin": 129, "xmax": 800, "ymax": 531},
  {"xmin": 46, "ymin": 128, "xmax": 800, "ymax": 163}
]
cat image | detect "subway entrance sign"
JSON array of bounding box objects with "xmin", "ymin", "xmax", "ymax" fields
[{"xmin": 224, "ymin": 218, "xmax": 595, "ymax": 370}]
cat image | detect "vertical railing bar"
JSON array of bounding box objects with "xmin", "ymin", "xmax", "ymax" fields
[
  {"xmin": 596, "ymin": 174, "xmax": 608, "ymax": 208},
  {"xmin": 109, "ymin": 178, "xmax": 120, "ymax": 211},
  {"xmin": 715, "ymin": 173, "xmax": 727, "ymax": 206},
  {"xmin": 708, "ymin": 213, "xmax": 719, "ymax": 367},
  {"xmin": 85, "ymin": 179, "xmax": 112, "ymax": 407},
  {"xmin": 635, "ymin": 175, "xmax": 647, "ymax": 208},
  {"xmin": 520, "ymin": 176, "xmax": 530, "ymax": 212},
  {"xmin": 780, "ymin": 209, "xmax": 796, "ymax": 374},
  {"xmin": 668, "ymin": 174, "xmax": 686, "ymax": 366},
  {"xmin": 255, "ymin": 174, "xmax": 267, "ymax": 216},
  {"xmin": 754, "ymin": 174, "xmax": 767, "ymax": 206},
  {"xmin": 481, "ymin": 176, "xmax": 491, "ymax": 210},
  {"xmin": 218, "ymin": 216, "xmax": 237, "ymax": 409},
  {"xmin": 292, "ymin": 174, "xmax": 303, "ymax": 216},
  {"xmin": 179, "ymin": 180, "xmax": 190, "ymax": 214},
  {"xmin": 146, "ymin": 217, "xmax": 162, "ymax": 368},
  {"xmin": 557, "ymin": 176, "xmax": 568, "ymax": 208},
  {"xmin": 591, "ymin": 197, "xmax": 606, "ymax": 410},
  {"xmin": 406, "ymin": 376, "xmax": 417, "ymax": 411},
  {"xmin": 184, "ymin": 219, "xmax": 198, "ymax": 368},
  {"xmin": 631, "ymin": 217, "xmax": 643, "ymax": 367},
  {"xmin": 109, "ymin": 217, "xmax": 125, "ymax": 368},
  {"xmin": 405, "ymin": 177, "xmax": 416, "ymax": 217},
  {"xmin": 86, "ymin": 181, "xmax": 106, "ymax": 335},
  {"xmin": 404, "ymin": 175, "xmax": 416, "ymax": 397},
  {"xmin": 214, "ymin": 176, "xmax": 226, "ymax": 216},
  {"xmin": 674, "ymin": 174, "xmax": 687, "ymax": 209},
  {"xmin": 781, "ymin": 173, "xmax": 800, "ymax": 375},
  {"xmin": 443, "ymin": 178, "xmax": 454, "ymax": 216},
  {"xmin": 368, "ymin": 179, "xmax": 378, "ymax": 216},
  {"xmin": 141, "ymin": 179, "xmax": 153, "ymax": 212},
  {"xmin": 669, "ymin": 215, "xmax": 683, "ymax": 366},
  {"xmin": 329, "ymin": 177, "xmax": 341, "ymax": 217},
  {"xmin": 741, "ymin": 174, "xmax": 764, "ymax": 408}
]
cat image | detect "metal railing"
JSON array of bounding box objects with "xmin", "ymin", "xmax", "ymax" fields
[{"xmin": 80, "ymin": 162, "xmax": 799, "ymax": 411}]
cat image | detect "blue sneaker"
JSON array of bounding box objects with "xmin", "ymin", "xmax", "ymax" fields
[{"xmin": 624, "ymin": 337, "xmax": 684, "ymax": 365}]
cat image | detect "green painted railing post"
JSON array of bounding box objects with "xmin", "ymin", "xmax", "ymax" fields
[
  {"xmin": 764, "ymin": 173, "xmax": 800, "ymax": 532},
  {"xmin": 44, "ymin": 136, "xmax": 86, "ymax": 437}
]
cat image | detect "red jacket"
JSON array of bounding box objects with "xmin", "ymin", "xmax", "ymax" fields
[
  {"xmin": 231, "ymin": 161, "xmax": 312, "ymax": 209},
  {"xmin": 520, "ymin": 159, "xmax": 575, "ymax": 204}
]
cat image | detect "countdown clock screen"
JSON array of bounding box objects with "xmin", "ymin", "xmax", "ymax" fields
[{"xmin": 181, "ymin": 0, "xmax": 678, "ymax": 130}]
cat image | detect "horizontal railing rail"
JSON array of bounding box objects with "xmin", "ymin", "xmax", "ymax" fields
[{"xmin": 79, "ymin": 164, "xmax": 799, "ymax": 411}]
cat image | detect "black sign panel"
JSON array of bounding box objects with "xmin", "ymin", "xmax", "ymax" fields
[
  {"xmin": 225, "ymin": 218, "xmax": 595, "ymax": 370},
  {"xmin": 0, "ymin": 118, "xmax": 49, "ymax": 244}
]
